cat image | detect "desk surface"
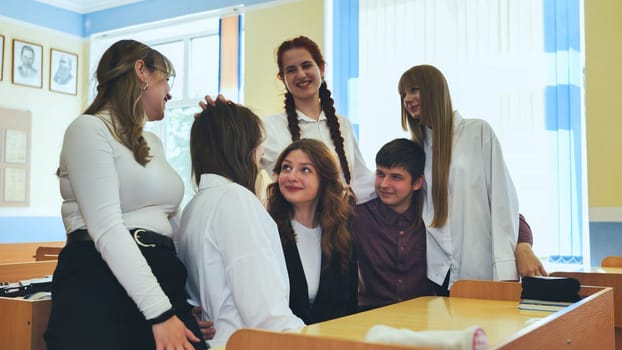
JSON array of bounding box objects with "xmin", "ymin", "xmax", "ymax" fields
[{"xmin": 301, "ymin": 296, "xmax": 550, "ymax": 348}]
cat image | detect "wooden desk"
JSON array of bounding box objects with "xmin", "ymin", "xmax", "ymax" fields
[
  {"xmin": 552, "ymin": 267, "xmax": 622, "ymax": 349},
  {"xmin": 0, "ymin": 260, "xmax": 56, "ymax": 350},
  {"xmin": 226, "ymin": 281, "xmax": 614, "ymax": 350},
  {"xmin": 0, "ymin": 298, "xmax": 51, "ymax": 350}
]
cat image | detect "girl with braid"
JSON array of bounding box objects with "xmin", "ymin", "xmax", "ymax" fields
[{"xmin": 261, "ymin": 36, "xmax": 375, "ymax": 204}]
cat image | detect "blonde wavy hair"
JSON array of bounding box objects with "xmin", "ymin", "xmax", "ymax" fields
[{"xmin": 85, "ymin": 39, "xmax": 175, "ymax": 166}]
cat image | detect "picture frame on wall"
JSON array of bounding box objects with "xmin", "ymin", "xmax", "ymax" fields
[
  {"xmin": 12, "ymin": 39, "xmax": 43, "ymax": 88},
  {"xmin": 49, "ymin": 48, "xmax": 78, "ymax": 95},
  {"xmin": 0, "ymin": 35, "xmax": 4, "ymax": 81}
]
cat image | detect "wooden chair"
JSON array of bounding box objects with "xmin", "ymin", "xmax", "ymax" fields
[
  {"xmin": 34, "ymin": 246, "xmax": 62, "ymax": 261},
  {"xmin": 602, "ymin": 256, "xmax": 622, "ymax": 268},
  {"xmin": 0, "ymin": 242, "xmax": 64, "ymax": 264},
  {"xmin": 226, "ymin": 328, "xmax": 427, "ymax": 350}
]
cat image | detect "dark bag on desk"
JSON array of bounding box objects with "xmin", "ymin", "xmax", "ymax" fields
[{"xmin": 521, "ymin": 276, "xmax": 582, "ymax": 302}]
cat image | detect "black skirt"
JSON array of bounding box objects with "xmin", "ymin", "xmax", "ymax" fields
[{"xmin": 44, "ymin": 231, "xmax": 207, "ymax": 350}]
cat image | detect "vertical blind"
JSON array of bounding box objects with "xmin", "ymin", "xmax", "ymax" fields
[{"xmin": 346, "ymin": 0, "xmax": 586, "ymax": 263}]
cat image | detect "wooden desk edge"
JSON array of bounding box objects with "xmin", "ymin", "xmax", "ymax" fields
[{"xmin": 494, "ymin": 286, "xmax": 615, "ymax": 350}]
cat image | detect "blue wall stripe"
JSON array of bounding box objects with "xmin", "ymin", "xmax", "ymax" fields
[
  {"xmin": 84, "ymin": 0, "xmax": 269, "ymax": 37},
  {"xmin": 0, "ymin": 217, "xmax": 65, "ymax": 243},
  {"xmin": 3, "ymin": 0, "xmax": 274, "ymax": 37},
  {"xmin": 1, "ymin": 0, "xmax": 84, "ymax": 36},
  {"xmin": 589, "ymin": 222, "xmax": 622, "ymax": 267}
]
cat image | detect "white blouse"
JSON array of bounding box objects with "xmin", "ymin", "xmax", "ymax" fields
[
  {"xmin": 423, "ymin": 111, "xmax": 519, "ymax": 287},
  {"xmin": 261, "ymin": 110, "xmax": 375, "ymax": 204},
  {"xmin": 291, "ymin": 219, "xmax": 322, "ymax": 303},
  {"xmin": 177, "ymin": 174, "xmax": 304, "ymax": 346},
  {"xmin": 58, "ymin": 113, "xmax": 183, "ymax": 319}
]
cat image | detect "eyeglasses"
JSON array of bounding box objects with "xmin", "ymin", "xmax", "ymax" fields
[{"xmin": 153, "ymin": 67, "xmax": 176, "ymax": 90}]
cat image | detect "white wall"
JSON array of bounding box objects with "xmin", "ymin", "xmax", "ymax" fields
[{"xmin": 0, "ymin": 16, "xmax": 88, "ymax": 216}]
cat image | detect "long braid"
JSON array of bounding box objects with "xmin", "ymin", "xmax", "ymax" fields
[
  {"xmin": 319, "ymin": 81, "xmax": 352, "ymax": 185},
  {"xmin": 284, "ymin": 92, "xmax": 301, "ymax": 141}
]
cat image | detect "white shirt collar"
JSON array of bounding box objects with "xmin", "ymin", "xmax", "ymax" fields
[
  {"xmin": 296, "ymin": 109, "xmax": 327, "ymax": 122},
  {"xmin": 198, "ymin": 173, "xmax": 232, "ymax": 190}
]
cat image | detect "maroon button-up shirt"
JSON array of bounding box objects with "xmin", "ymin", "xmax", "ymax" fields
[{"xmin": 353, "ymin": 197, "xmax": 436, "ymax": 308}]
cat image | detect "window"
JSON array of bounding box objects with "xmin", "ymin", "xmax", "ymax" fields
[
  {"xmin": 332, "ymin": 0, "xmax": 587, "ymax": 268},
  {"xmin": 89, "ymin": 12, "xmax": 241, "ymax": 207}
]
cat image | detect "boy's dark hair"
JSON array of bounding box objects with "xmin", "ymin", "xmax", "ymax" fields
[
  {"xmin": 375, "ymin": 138, "xmax": 425, "ymax": 182},
  {"xmin": 375, "ymin": 138, "xmax": 425, "ymax": 231}
]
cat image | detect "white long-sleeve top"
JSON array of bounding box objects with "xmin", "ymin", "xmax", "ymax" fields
[
  {"xmin": 177, "ymin": 174, "xmax": 304, "ymax": 347},
  {"xmin": 291, "ymin": 219, "xmax": 322, "ymax": 303},
  {"xmin": 58, "ymin": 113, "xmax": 183, "ymax": 319},
  {"xmin": 423, "ymin": 111, "xmax": 519, "ymax": 287},
  {"xmin": 261, "ymin": 111, "xmax": 375, "ymax": 204}
]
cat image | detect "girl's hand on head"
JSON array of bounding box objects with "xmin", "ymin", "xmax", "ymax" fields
[
  {"xmin": 198, "ymin": 94, "xmax": 230, "ymax": 110},
  {"xmin": 196, "ymin": 94, "xmax": 232, "ymax": 118}
]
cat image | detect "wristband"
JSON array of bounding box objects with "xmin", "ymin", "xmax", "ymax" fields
[{"xmin": 147, "ymin": 308, "xmax": 176, "ymax": 325}]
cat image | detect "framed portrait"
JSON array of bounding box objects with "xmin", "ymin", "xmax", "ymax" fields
[
  {"xmin": 49, "ymin": 48, "xmax": 78, "ymax": 95},
  {"xmin": 0, "ymin": 35, "xmax": 4, "ymax": 81},
  {"xmin": 12, "ymin": 39, "xmax": 43, "ymax": 88}
]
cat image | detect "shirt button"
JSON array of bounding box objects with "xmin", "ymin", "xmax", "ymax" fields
[
  {"xmin": 397, "ymin": 279, "xmax": 403, "ymax": 284},
  {"xmin": 399, "ymin": 231, "xmax": 404, "ymax": 236}
]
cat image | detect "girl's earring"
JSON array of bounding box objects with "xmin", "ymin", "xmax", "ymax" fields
[{"xmin": 142, "ymin": 81, "xmax": 149, "ymax": 91}]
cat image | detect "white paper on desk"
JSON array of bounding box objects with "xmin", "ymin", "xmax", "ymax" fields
[{"xmin": 365, "ymin": 324, "xmax": 488, "ymax": 350}]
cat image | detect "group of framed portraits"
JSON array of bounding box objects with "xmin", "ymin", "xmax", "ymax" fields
[{"xmin": 0, "ymin": 34, "xmax": 78, "ymax": 95}]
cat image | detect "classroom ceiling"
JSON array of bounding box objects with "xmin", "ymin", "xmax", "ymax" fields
[{"xmin": 35, "ymin": 0, "xmax": 143, "ymax": 14}]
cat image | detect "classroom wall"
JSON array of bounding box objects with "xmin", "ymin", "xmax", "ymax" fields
[
  {"xmin": 243, "ymin": 0, "xmax": 324, "ymax": 117},
  {"xmin": 585, "ymin": 0, "xmax": 622, "ymax": 218},
  {"xmin": 584, "ymin": 0, "xmax": 622, "ymax": 265},
  {"xmin": 0, "ymin": 16, "xmax": 89, "ymax": 242}
]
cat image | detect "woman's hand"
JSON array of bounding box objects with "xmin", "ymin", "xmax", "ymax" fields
[
  {"xmin": 192, "ymin": 306, "xmax": 216, "ymax": 340},
  {"xmin": 516, "ymin": 242, "xmax": 548, "ymax": 277},
  {"xmin": 152, "ymin": 315, "xmax": 201, "ymax": 350},
  {"xmin": 198, "ymin": 94, "xmax": 229, "ymax": 110}
]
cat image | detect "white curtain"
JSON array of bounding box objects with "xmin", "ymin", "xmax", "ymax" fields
[{"xmin": 356, "ymin": 0, "xmax": 587, "ymax": 264}]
